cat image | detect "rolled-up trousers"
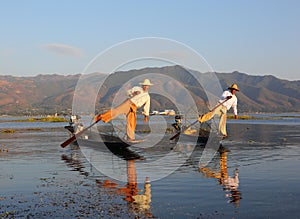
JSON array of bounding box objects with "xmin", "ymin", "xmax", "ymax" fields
[
  {"xmin": 199, "ymin": 105, "xmax": 227, "ymax": 136},
  {"xmin": 101, "ymin": 99, "xmax": 137, "ymax": 140}
]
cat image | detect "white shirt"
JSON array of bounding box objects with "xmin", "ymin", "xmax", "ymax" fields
[
  {"xmin": 127, "ymin": 86, "xmax": 151, "ymax": 116},
  {"xmin": 219, "ymin": 90, "xmax": 238, "ymax": 115}
]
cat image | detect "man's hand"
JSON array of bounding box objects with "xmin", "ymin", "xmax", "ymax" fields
[
  {"xmin": 133, "ymin": 91, "xmax": 141, "ymax": 96},
  {"xmin": 94, "ymin": 114, "xmax": 102, "ymax": 122},
  {"xmin": 144, "ymin": 116, "xmax": 149, "ymax": 123},
  {"xmin": 234, "ymin": 115, "xmax": 238, "ymax": 119},
  {"xmin": 129, "ymin": 91, "xmax": 141, "ymax": 98}
]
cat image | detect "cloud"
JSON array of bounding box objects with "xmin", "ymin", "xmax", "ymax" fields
[{"xmin": 42, "ymin": 43, "xmax": 84, "ymax": 57}]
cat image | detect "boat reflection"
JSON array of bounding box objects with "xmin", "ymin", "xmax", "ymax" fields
[
  {"xmin": 199, "ymin": 146, "xmax": 242, "ymax": 207},
  {"xmin": 61, "ymin": 144, "xmax": 154, "ymax": 218}
]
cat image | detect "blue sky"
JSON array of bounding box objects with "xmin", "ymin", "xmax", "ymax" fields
[{"xmin": 0, "ymin": 0, "xmax": 299, "ymax": 80}]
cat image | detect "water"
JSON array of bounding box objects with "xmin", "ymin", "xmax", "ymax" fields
[{"xmin": 0, "ymin": 115, "xmax": 299, "ymax": 218}]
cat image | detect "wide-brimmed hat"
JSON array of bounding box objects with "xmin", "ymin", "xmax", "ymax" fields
[
  {"xmin": 139, "ymin": 79, "xmax": 154, "ymax": 86},
  {"xmin": 228, "ymin": 83, "xmax": 239, "ymax": 91}
]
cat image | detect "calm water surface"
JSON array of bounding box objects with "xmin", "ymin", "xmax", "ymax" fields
[{"xmin": 0, "ymin": 115, "xmax": 299, "ymax": 218}]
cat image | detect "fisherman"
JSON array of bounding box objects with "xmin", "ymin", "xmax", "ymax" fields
[
  {"xmin": 94, "ymin": 79, "xmax": 153, "ymax": 142},
  {"xmin": 198, "ymin": 83, "xmax": 239, "ymax": 138},
  {"xmin": 172, "ymin": 114, "xmax": 183, "ymax": 131}
]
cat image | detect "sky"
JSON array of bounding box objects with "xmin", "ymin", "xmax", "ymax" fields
[{"xmin": 0, "ymin": 0, "xmax": 299, "ymax": 80}]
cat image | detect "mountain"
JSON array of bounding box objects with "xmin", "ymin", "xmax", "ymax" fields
[
  {"xmin": 0, "ymin": 66, "xmax": 299, "ymax": 115},
  {"xmin": 0, "ymin": 74, "xmax": 80, "ymax": 115},
  {"xmin": 215, "ymin": 71, "xmax": 300, "ymax": 112}
]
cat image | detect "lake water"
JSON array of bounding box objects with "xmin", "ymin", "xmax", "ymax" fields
[{"xmin": 0, "ymin": 115, "xmax": 299, "ymax": 218}]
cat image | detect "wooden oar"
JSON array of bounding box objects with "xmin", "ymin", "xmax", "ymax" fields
[
  {"xmin": 169, "ymin": 97, "xmax": 231, "ymax": 141},
  {"xmin": 60, "ymin": 120, "xmax": 100, "ymax": 148}
]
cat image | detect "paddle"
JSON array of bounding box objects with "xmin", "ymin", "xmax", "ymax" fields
[
  {"xmin": 169, "ymin": 97, "xmax": 231, "ymax": 141},
  {"xmin": 60, "ymin": 120, "xmax": 100, "ymax": 148}
]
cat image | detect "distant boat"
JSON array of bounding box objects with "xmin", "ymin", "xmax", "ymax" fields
[{"xmin": 159, "ymin": 109, "xmax": 176, "ymax": 116}]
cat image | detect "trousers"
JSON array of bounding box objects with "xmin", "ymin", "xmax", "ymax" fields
[
  {"xmin": 100, "ymin": 99, "xmax": 137, "ymax": 140},
  {"xmin": 198, "ymin": 105, "xmax": 227, "ymax": 136}
]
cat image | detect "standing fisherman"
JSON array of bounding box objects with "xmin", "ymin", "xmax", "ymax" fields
[
  {"xmin": 198, "ymin": 84, "xmax": 239, "ymax": 138},
  {"xmin": 94, "ymin": 79, "xmax": 153, "ymax": 142}
]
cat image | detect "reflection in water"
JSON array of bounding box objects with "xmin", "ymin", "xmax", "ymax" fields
[
  {"xmin": 199, "ymin": 146, "xmax": 242, "ymax": 207},
  {"xmin": 61, "ymin": 145, "xmax": 153, "ymax": 218},
  {"xmin": 97, "ymin": 160, "xmax": 153, "ymax": 217},
  {"xmin": 61, "ymin": 152, "xmax": 89, "ymax": 177},
  {"xmin": 62, "ymin": 136, "xmax": 242, "ymax": 216}
]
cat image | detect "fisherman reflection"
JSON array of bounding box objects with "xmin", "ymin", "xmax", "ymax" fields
[
  {"xmin": 199, "ymin": 147, "xmax": 241, "ymax": 207},
  {"xmin": 97, "ymin": 159, "xmax": 153, "ymax": 217},
  {"xmin": 62, "ymin": 149, "xmax": 153, "ymax": 217}
]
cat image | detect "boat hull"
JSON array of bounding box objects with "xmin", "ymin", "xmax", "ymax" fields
[{"xmin": 175, "ymin": 133, "xmax": 208, "ymax": 144}]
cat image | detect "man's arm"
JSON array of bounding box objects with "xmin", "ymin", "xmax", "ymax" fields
[
  {"xmin": 127, "ymin": 86, "xmax": 142, "ymax": 97},
  {"xmin": 221, "ymin": 90, "xmax": 232, "ymax": 100},
  {"xmin": 142, "ymin": 96, "xmax": 150, "ymax": 123},
  {"xmin": 232, "ymin": 97, "xmax": 238, "ymax": 119}
]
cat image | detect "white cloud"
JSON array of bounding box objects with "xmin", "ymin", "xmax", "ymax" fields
[{"xmin": 42, "ymin": 43, "xmax": 84, "ymax": 57}]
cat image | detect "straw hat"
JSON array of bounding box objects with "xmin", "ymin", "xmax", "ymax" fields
[
  {"xmin": 228, "ymin": 83, "xmax": 239, "ymax": 91},
  {"xmin": 139, "ymin": 79, "xmax": 154, "ymax": 86}
]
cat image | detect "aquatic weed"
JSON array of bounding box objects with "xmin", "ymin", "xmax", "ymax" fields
[{"xmin": 1, "ymin": 129, "xmax": 15, "ymax": 134}]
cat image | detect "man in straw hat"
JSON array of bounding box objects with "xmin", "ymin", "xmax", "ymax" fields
[
  {"xmin": 198, "ymin": 83, "xmax": 240, "ymax": 139},
  {"xmin": 94, "ymin": 79, "xmax": 153, "ymax": 142}
]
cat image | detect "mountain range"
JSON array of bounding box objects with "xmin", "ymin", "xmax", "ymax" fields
[{"xmin": 0, "ymin": 65, "xmax": 299, "ymax": 115}]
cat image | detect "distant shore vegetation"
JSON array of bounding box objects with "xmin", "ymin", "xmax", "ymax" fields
[
  {"xmin": 227, "ymin": 114, "xmax": 300, "ymax": 120},
  {"xmin": 227, "ymin": 115, "xmax": 256, "ymax": 120},
  {"xmin": 1, "ymin": 129, "xmax": 16, "ymax": 134},
  {"xmin": 16, "ymin": 116, "xmax": 67, "ymax": 123}
]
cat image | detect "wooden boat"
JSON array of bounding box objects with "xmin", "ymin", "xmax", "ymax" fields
[
  {"xmin": 63, "ymin": 115, "xmax": 145, "ymax": 148},
  {"xmin": 63, "ymin": 115, "xmax": 216, "ymax": 153},
  {"xmin": 177, "ymin": 133, "xmax": 209, "ymax": 144},
  {"xmin": 75, "ymin": 132, "xmax": 145, "ymax": 148},
  {"xmin": 76, "ymin": 133, "xmax": 144, "ymax": 160},
  {"xmin": 173, "ymin": 127, "xmax": 210, "ymax": 144}
]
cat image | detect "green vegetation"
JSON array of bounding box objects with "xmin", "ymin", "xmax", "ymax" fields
[
  {"xmin": 24, "ymin": 128, "xmax": 43, "ymax": 131},
  {"xmin": 0, "ymin": 210, "xmax": 17, "ymax": 218},
  {"xmin": 227, "ymin": 114, "xmax": 300, "ymax": 120},
  {"xmin": 16, "ymin": 116, "xmax": 67, "ymax": 123},
  {"xmin": 227, "ymin": 115, "xmax": 257, "ymax": 120},
  {"xmin": 1, "ymin": 129, "xmax": 16, "ymax": 134}
]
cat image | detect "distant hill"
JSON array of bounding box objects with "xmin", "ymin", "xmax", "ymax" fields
[
  {"xmin": 215, "ymin": 71, "xmax": 300, "ymax": 112},
  {"xmin": 0, "ymin": 74, "xmax": 80, "ymax": 115},
  {"xmin": 0, "ymin": 66, "xmax": 299, "ymax": 115}
]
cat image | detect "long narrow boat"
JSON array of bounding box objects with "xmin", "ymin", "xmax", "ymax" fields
[
  {"xmin": 76, "ymin": 132, "xmax": 145, "ymax": 148},
  {"xmin": 178, "ymin": 133, "xmax": 208, "ymax": 144},
  {"xmin": 73, "ymin": 132, "xmax": 144, "ymax": 161},
  {"xmin": 173, "ymin": 128, "xmax": 210, "ymax": 144},
  {"xmin": 63, "ymin": 115, "xmax": 145, "ymax": 148},
  {"xmin": 64, "ymin": 116, "xmax": 213, "ymax": 152}
]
